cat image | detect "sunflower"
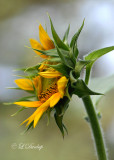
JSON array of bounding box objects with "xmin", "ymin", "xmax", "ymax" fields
[{"xmin": 14, "ymin": 24, "xmax": 68, "ymax": 128}]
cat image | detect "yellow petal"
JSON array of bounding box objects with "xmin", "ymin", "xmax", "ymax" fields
[
  {"xmin": 50, "ymin": 92, "xmax": 61, "ymax": 107},
  {"xmin": 33, "ymin": 107, "xmax": 47, "ymax": 128},
  {"xmin": 21, "ymin": 98, "xmax": 50, "ymax": 127},
  {"xmin": 39, "ymin": 24, "xmax": 55, "ymax": 50},
  {"xmin": 33, "ymin": 97, "xmax": 51, "ymax": 127},
  {"xmin": 57, "ymin": 76, "xmax": 68, "ymax": 98},
  {"xmin": 30, "ymin": 39, "xmax": 48, "ymax": 58},
  {"xmin": 14, "ymin": 101, "xmax": 42, "ymax": 107},
  {"xmin": 39, "ymin": 70, "xmax": 61, "ymax": 78},
  {"xmin": 15, "ymin": 79, "xmax": 34, "ymax": 91},
  {"xmin": 21, "ymin": 108, "xmax": 39, "ymax": 126}
]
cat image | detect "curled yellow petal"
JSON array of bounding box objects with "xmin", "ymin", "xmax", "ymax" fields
[
  {"xmin": 30, "ymin": 39, "xmax": 48, "ymax": 58},
  {"xmin": 15, "ymin": 79, "xmax": 34, "ymax": 91},
  {"xmin": 57, "ymin": 76, "xmax": 68, "ymax": 98},
  {"xmin": 39, "ymin": 24, "xmax": 55, "ymax": 50},
  {"xmin": 39, "ymin": 70, "xmax": 61, "ymax": 78},
  {"xmin": 14, "ymin": 101, "xmax": 42, "ymax": 107}
]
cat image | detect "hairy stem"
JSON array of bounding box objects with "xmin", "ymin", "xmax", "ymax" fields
[{"xmin": 82, "ymin": 96, "xmax": 108, "ymax": 160}]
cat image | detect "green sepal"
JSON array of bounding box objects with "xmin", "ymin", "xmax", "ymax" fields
[
  {"xmin": 72, "ymin": 79, "xmax": 103, "ymax": 98},
  {"xmin": 46, "ymin": 108, "xmax": 53, "ymax": 126},
  {"xmin": 6, "ymin": 87, "xmax": 35, "ymax": 94},
  {"xmin": 73, "ymin": 46, "xmax": 79, "ymax": 60},
  {"xmin": 23, "ymin": 64, "xmax": 40, "ymax": 78},
  {"xmin": 14, "ymin": 95, "xmax": 37, "ymax": 102},
  {"xmin": 7, "ymin": 87, "xmax": 34, "ymax": 94},
  {"xmin": 47, "ymin": 57, "xmax": 61, "ymax": 63},
  {"xmin": 65, "ymin": 85, "xmax": 71, "ymax": 100},
  {"xmin": 75, "ymin": 59, "xmax": 92, "ymax": 79},
  {"xmin": 13, "ymin": 74, "xmax": 30, "ymax": 79},
  {"xmin": 48, "ymin": 15, "xmax": 69, "ymax": 51},
  {"xmin": 70, "ymin": 19, "xmax": 85, "ymax": 56},
  {"xmin": 6, "ymin": 87, "xmax": 22, "ymax": 90},
  {"xmin": 4, "ymin": 96, "xmax": 36, "ymax": 106},
  {"xmin": 21, "ymin": 121, "xmax": 34, "ymax": 135},
  {"xmin": 48, "ymin": 63, "xmax": 70, "ymax": 77},
  {"xmin": 33, "ymin": 48, "xmax": 59, "ymax": 57},
  {"xmin": 11, "ymin": 107, "xmax": 26, "ymax": 116},
  {"xmin": 84, "ymin": 46, "xmax": 114, "ymax": 85},
  {"xmin": 63, "ymin": 24, "xmax": 70, "ymax": 45},
  {"xmin": 56, "ymin": 46, "xmax": 74, "ymax": 69},
  {"xmin": 54, "ymin": 97, "xmax": 70, "ymax": 137},
  {"xmin": 3, "ymin": 102, "xmax": 14, "ymax": 105}
]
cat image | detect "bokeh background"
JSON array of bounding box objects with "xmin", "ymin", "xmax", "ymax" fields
[{"xmin": 0, "ymin": 0, "xmax": 114, "ymax": 160}]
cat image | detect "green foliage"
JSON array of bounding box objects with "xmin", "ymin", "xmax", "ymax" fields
[
  {"xmin": 48, "ymin": 63, "xmax": 70, "ymax": 77},
  {"xmin": 56, "ymin": 46, "xmax": 74, "ymax": 69},
  {"xmin": 84, "ymin": 46, "xmax": 114, "ymax": 85},
  {"xmin": 71, "ymin": 79, "xmax": 103, "ymax": 98}
]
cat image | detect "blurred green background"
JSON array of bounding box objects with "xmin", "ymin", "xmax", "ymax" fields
[{"xmin": 0, "ymin": 0, "xmax": 114, "ymax": 160}]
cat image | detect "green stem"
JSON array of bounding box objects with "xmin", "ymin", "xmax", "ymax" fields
[{"xmin": 82, "ymin": 96, "xmax": 108, "ymax": 160}]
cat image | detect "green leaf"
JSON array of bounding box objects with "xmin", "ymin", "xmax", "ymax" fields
[
  {"xmin": 75, "ymin": 60, "xmax": 92, "ymax": 79},
  {"xmin": 56, "ymin": 46, "xmax": 74, "ymax": 69},
  {"xmin": 70, "ymin": 19, "xmax": 85, "ymax": 48},
  {"xmin": 48, "ymin": 15, "xmax": 69, "ymax": 51},
  {"xmin": 84, "ymin": 46, "xmax": 114, "ymax": 84},
  {"xmin": 63, "ymin": 24, "xmax": 70, "ymax": 44},
  {"xmin": 89, "ymin": 74, "xmax": 114, "ymax": 106},
  {"xmin": 72, "ymin": 79, "xmax": 103, "ymax": 98},
  {"xmin": 49, "ymin": 63, "xmax": 70, "ymax": 77}
]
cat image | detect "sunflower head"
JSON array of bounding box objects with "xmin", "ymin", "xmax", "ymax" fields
[{"xmin": 11, "ymin": 16, "xmax": 86, "ymax": 136}]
